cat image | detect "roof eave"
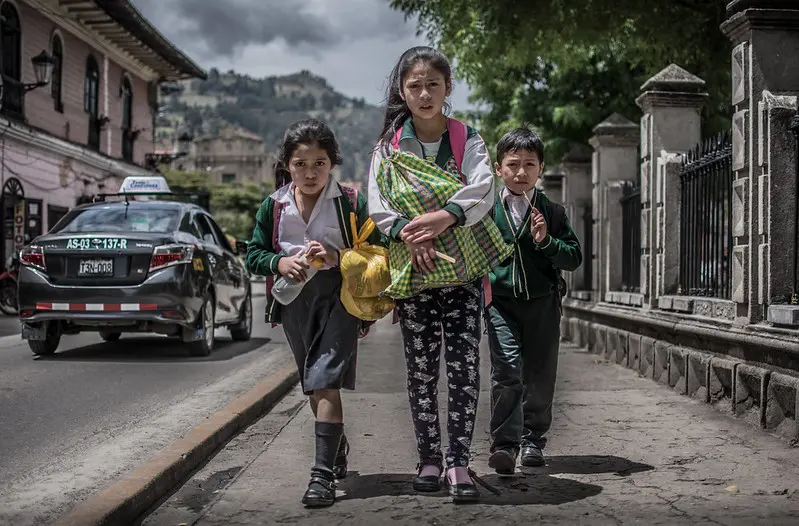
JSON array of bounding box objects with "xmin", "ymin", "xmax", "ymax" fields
[{"xmin": 89, "ymin": 0, "xmax": 207, "ymax": 80}]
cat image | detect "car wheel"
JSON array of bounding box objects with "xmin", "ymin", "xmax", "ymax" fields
[
  {"xmin": 188, "ymin": 293, "xmax": 215, "ymax": 357},
  {"xmin": 100, "ymin": 331, "xmax": 121, "ymax": 342},
  {"xmin": 229, "ymin": 292, "xmax": 252, "ymax": 342},
  {"xmin": 29, "ymin": 322, "xmax": 61, "ymax": 356}
]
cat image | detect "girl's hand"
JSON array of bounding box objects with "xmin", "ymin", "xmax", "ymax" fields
[
  {"xmin": 531, "ymin": 207, "xmax": 548, "ymax": 243},
  {"xmin": 277, "ymin": 254, "xmax": 310, "ymax": 283},
  {"xmin": 401, "ymin": 210, "xmax": 457, "ymax": 244},
  {"xmin": 405, "ymin": 239, "xmax": 438, "ymax": 274},
  {"xmin": 306, "ymin": 241, "xmax": 338, "ymax": 267}
]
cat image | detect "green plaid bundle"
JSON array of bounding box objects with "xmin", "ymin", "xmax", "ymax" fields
[{"xmin": 375, "ymin": 150, "xmax": 513, "ymax": 299}]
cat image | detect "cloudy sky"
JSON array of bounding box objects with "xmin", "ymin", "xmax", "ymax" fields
[{"xmin": 131, "ymin": 0, "xmax": 473, "ymax": 109}]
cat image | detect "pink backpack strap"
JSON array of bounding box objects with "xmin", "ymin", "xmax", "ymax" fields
[
  {"xmin": 339, "ymin": 184, "xmax": 358, "ymax": 210},
  {"xmin": 266, "ymin": 197, "xmax": 286, "ymax": 325},
  {"xmin": 391, "ymin": 126, "xmax": 402, "ymax": 151},
  {"xmin": 446, "ymin": 118, "xmax": 468, "ymax": 175}
]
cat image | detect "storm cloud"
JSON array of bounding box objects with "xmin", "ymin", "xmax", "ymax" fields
[
  {"xmin": 132, "ymin": 0, "xmax": 411, "ymax": 59},
  {"xmin": 128, "ymin": 0, "xmax": 473, "ymax": 107}
]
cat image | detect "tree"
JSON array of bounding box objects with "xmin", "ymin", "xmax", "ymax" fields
[
  {"xmin": 162, "ymin": 171, "xmax": 270, "ymax": 240},
  {"xmin": 391, "ymin": 0, "xmax": 731, "ymax": 162}
]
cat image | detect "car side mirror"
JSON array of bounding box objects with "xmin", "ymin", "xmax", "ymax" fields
[{"xmin": 235, "ymin": 240, "xmax": 248, "ymax": 255}]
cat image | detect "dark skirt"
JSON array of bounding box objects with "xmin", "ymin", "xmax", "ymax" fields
[{"xmin": 281, "ymin": 269, "xmax": 359, "ymax": 395}]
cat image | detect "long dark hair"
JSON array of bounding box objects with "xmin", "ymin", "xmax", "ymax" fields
[
  {"xmin": 274, "ymin": 119, "xmax": 343, "ymax": 188},
  {"xmin": 378, "ymin": 46, "xmax": 453, "ymax": 153}
]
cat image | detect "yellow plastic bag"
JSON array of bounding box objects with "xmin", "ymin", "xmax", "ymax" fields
[{"xmin": 339, "ymin": 212, "xmax": 394, "ymax": 321}]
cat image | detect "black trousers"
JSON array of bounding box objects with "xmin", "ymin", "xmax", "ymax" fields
[
  {"xmin": 486, "ymin": 293, "xmax": 561, "ymax": 451},
  {"xmin": 395, "ymin": 283, "xmax": 482, "ymax": 468}
]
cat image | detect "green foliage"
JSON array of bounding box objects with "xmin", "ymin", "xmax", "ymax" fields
[
  {"xmin": 391, "ymin": 0, "xmax": 732, "ymax": 163},
  {"xmin": 162, "ymin": 170, "xmax": 272, "ymax": 240}
]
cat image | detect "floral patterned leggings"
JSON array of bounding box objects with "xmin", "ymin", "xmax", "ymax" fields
[{"xmin": 395, "ymin": 283, "xmax": 482, "ymax": 468}]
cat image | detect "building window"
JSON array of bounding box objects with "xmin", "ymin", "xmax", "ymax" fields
[
  {"xmin": 121, "ymin": 76, "xmax": 133, "ymax": 162},
  {"xmin": 222, "ymin": 173, "xmax": 236, "ymax": 184},
  {"xmin": 51, "ymin": 34, "xmax": 63, "ymax": 112},
  {"xmin": 47, "ymin": 205, "xmax": 69, "ymax": 231},
  {"xmin": 1, "ymin": 2, "xmax": 23, "ymax": 119},
  {"xmin": 85, "ymin": 56, "xmax": 100, "ymax": 150}
]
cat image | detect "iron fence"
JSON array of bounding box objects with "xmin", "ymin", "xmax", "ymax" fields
[
  {"xmin": 620, "ymin": 182, "xmax": 641, "ymax": 292},
  {"xmin": 678, "ymin": 133, "xmax": 733, "ymax": 298},
  {"xmin": 582, "ymin": 207, "xmax": 593, "ymax": 291}
]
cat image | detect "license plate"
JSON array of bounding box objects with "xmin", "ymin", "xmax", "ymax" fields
[
  {"xmin": 78, "ymin": 259, "xmax": 113, "ymax": 276},
  {"xmin": 66, "ymin": 238, "xmax": 128, "ymax": 250}
]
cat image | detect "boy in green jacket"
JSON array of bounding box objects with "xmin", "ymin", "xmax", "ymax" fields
[{"xmin": 486, "ymin": 128, "xmax": 582, "ymax": 475}]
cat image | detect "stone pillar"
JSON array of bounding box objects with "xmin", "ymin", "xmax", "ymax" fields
[
  {"xmin": 541, "ymin": 171, "xmax": 565, "ymax": 205},
  {"xmin": 589, "ymin": 114, "xmax": 639, "ymax": 299},
  {"xmin": 722, "ymin": 1, "xmax": 799, "ymax": 325},
  {"xmin": 655, "ymin": 152, "xmax": 684, "ymax": 297},
  {"xmin": 636, "ymin": 65, "xmax": 707, "ymax": 310},
  {"xmin": 562, "ymin": 144, "xmax": 593, "ymax": 294}
]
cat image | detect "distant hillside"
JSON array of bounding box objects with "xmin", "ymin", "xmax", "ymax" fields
[{"xmin": 156, "ymin": 69, "xmax": 384, "ymax": 186}]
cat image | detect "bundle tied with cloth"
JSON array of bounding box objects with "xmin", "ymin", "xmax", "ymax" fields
[
  {"xmin": 376, "ymin": 150, "xmax": 513, "ymax": 299},
  {"xmin": 339, "ymin": 212, "xmax": 395, "ymax": 320}
]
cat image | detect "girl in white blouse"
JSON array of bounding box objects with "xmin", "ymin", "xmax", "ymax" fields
[{"xmin": 247, "ymin": 119, "xmax": 384, "ymax": 508}]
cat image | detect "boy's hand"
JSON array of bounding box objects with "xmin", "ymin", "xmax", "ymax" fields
[
  {"xmin": 531, "ymin": 207, "xmax": 548, "ymax": 243},
  {"xmin": 306, "ymin": 241, "xmax": 338, "ymax": 267},
  {"xmin": 404, "ymin": 239, "xmax": 438, "ymax": 274},
  {"xmin": 277, "ymin": 254, "xmax": 310, "ymax": 283},
  {"xmin": 401, "ymin": 210, "xmax": 457, "ymax": 244}
]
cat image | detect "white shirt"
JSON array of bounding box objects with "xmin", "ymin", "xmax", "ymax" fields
[
  {"xmin": 272, "ymin": 179, "xmax": 344, "ymax": 269},
  {"xmin": 420, "ymin": 139, "xmax": 442, "ymax": 163},
  {"xmin": 502, "ymin": 187, "xmax": 536, "ymax": 230}
]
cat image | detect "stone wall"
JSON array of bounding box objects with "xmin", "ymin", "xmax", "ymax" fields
[{"xmin": 559, "ymin": 0, "xmax": 799, "ymax": 438}]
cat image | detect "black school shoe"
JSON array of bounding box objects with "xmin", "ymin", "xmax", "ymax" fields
[
  {"xmin": 333, "ymin": 435, "xmax": 349, "ymax": 479},
  {"xmin": 520, "ymin": 445, "xmax": 545, "ymax": 467},
  {"xmin": 488, "ymin": 448, "xmax": 518, "ymax": 475},
  {"xmin": 302, "ymin": 472, "xmax": 337, "ymax": 508},
  {"xmin": 445, "ymin": 467, "xmax": 480, "ymax": 503},
  {"xmin": 412, "ymin": 461, "xmax": 443, "ymax": 492}
]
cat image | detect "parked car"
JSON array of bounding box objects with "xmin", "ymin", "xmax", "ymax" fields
[{"xmin": 17, "ymin": 176, "xmax": 252, "ymax": 357}]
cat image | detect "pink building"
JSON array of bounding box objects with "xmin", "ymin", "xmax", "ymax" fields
[{"xmin": 0, "ymin": 0, "xmax": 205, "ymax": 265}]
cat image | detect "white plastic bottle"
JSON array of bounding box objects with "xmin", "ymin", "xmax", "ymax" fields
[{"xmin": 271, "ymin": 256, "xmax": 323, "ymax": 305}]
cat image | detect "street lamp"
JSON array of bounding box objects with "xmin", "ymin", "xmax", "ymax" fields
[{"xmin": 28, "ymin": 50, "xmax": 55, "ymax": 89}]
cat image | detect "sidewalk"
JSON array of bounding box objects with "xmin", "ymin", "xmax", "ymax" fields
[{"xmin": 145, "ymin": 318, "xmax": 799, "ymax": 525}]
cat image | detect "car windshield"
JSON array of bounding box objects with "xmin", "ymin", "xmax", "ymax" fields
[{"xmin": 53, "ymin": 205, "xmax": 180, "ymax": 234}]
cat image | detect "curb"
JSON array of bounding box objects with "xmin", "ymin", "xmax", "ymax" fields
[{"xmin": 54, "ymin": 362, "xmax": 299, "ymax": 526}]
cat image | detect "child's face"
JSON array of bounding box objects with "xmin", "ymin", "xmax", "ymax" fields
[
  {"xmin": 495, "ymin": 149, "xmax": 544, "ymax": 195},
  {"xmin": 401, "ymin": 61, "xmax": 451, "ymax": 121},
  {"xmin": 288, "ymin": 143, "xmax": 331, "ymax": 197}
]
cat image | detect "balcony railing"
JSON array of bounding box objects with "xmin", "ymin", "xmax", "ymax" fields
[{"xmin": 1, "ymin": 75, "xmax": 25, "ymax": 120}]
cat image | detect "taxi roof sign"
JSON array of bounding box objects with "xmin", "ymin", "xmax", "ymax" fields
[{"xmin": 119, "ymin": 176, "xmax": 172, "ymax": 194}]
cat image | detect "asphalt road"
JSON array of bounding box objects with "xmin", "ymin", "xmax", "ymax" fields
[
  {"xmin": 0, "ymin": 314, "xmax": 21, "ymax": 337},
  {"xmin": 0, "ymin": 294, "xmax": 296, "ymax": 526}
]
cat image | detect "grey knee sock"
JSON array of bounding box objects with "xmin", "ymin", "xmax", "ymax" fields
[{"xmin": 312, "ymin": 421, "xmax": 343, "ymax": 478}]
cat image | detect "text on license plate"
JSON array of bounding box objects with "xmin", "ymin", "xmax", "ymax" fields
[
  {"xmin": 78, "ymin": 259, "xmax": 113, "ymax": 276},
  {"xmin": 67, "ymin": 238, "xmax": 127, "ymax": 250}
]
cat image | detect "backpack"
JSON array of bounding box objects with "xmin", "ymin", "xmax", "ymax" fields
[
  {"xmin": 550, "ymin": 203, "xmax": 568, "ymax": 298},
  {"xmin": 264, "ymin": 184, "xmax": 359, "ymax": 327},
  {"xmin": 391, "ymin": 117, "xmax": 469, "ymax": 177},
  {"xmin": 270, "ymin": 183, "xmax": 358, "ymax": 250}
]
